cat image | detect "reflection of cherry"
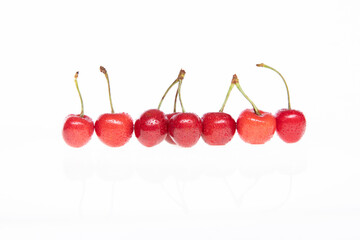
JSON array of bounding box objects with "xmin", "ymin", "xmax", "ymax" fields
[
  {"xmin": 232, "ymin": 74, "xmax": 276, "ymax": 144},
  {"xmin": 95, "ymin": 66, "xmax": 133, "ymax": 147},
  {"xmin": 62, "ymin": 72, "xmax": 94, "ymax": 148},
  {"xmin": 257, "ymin": 63, "xmax": 306, "ymax": 143}
]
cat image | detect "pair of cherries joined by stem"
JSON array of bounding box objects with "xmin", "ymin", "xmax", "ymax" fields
[
  {"xmin": 212, "ymin": 74, "xmax": 276, "ymax": 145},
  {"xmin": 135, "ymin": 70, "xmax": 202, "ymax": 148},
  {"xmin": 62, "ymin": 67, "xmax": 133, "ymax": 148}
]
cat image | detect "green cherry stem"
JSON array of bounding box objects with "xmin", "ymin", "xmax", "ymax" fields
[
  {"xmin": 233, "ymin": 74, "xmax": 261, "ymax": 116},
  {"xmin": 177, "ymin": 79, "xmax": 185, "ymax": 113},
  {"xmin": 100, "ymin": 66, "xmax": 115, "ymax": 114},
  {"xmin": 256, "ymin": 63, "xmax": 291, "ymax": 110},
  {"xmin": 158, "ymin": 69, "xmax": 186, "ymax": 111},
  {"xmin": 173, "ymin": 89, "xmax": 179, "ymax": 112},
  {"xmin": 74, "ymin": 71, "xmax": 84, "ymax": 118},
  {"xmin": 219, "ymin": 77, "xmax": 236, "ymax": 112},
  {"xmin": 158, "ymin": 79, "xmax": 178, "ymax": 110}
]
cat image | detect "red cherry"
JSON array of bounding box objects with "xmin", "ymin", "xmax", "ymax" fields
[
  {"xmin": 202, "ymin": 112, "xmax": 236, "ymax": 145},
  {"xmin": 135, "ymin": 109, "xmax": 167, "ymax": 147},
  {"xmin": 63, "ymin": 72, "xmax": 94, "ymax": 147},
  {"xmin": 95, "ymin": 66, "xmax": 133, "ymax": 147},
  {"xmin": 275, "ymin": 109, "xmax": 306, "ymax": 143},
  {"xmin": 165, "ymin": 112, "xmax": 179, "ymax": 144},
  {"xmin": 256, "ymin": 63, "xmax": 306, "ymax": 143},
  {"xmin": 63, "ymin": 114, "xmax": 94, "ymax": 147},
  {"xmin": 237, "ymin": 109, "xmax": 276, "ymax": 144},
  {"xmin": 95, "ymin": 113, "xmax": 133, "ymax": 147},
  {"xmin": 168, "ymin": 112, "xmax": 202, "ymax": 147}
]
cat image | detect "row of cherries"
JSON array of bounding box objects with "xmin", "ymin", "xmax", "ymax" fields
[{"xmin": 62, "ymin": 64, "xmax": 306, "ymax": 148}]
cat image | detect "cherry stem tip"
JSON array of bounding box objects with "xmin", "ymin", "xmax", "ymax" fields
[
  {"xmin": 73, "ymin": 71, "xmax": 84, "ymax": 117},
  {"xmin": 99, "ymin": 65, "xmax": 114, "ymax": 113},
  {"xmin": 178, "ymin": 69, "xmax": 186, "ymax": 80},
  {"xmin": 100, "ymin": 66, "xmax": 107, "ymax": 75},
  {"xmin": 232, "ymin": 74, "xmax": 239, "ymax": 84},
  {"xmin": 158, "ymin": 69, "xmax": 186, "ymax": 111}
]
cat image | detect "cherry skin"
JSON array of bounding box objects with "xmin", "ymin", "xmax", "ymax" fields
[
  {"xmin": 135, "ymin": 109, "xmax": 167, "ymax": 147},
  {"xmin": 202, "ymin": 112, "xmax": 236, "ymax": 145},
  {"xmin": 63, "ymin": 114, "xmax": 94, "ymax": 148},
  {"xmin": 95, "ymin": 113, "xmax": 133, "ymax": 147},
  {"xmin": 237, "ymin": 109, "xmax": 276, "ymax": 144},
  {"xmin": 168, "ymin": 112, "xmax": 202, "ymax": 147},
  {"xmin": 165, "ymin": 112, "xmax": 179, "ymax": 144},
  {"xmin": 275, "ymin": 109, "xmax": 306, "ymax": 143}
]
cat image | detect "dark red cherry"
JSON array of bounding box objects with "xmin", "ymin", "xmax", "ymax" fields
[
  {"xmin": 202, "ymin": 112, "xmax": 236, "ymax": 145},
  {"xmin": 275, "ymin": 109, "xmax": 306, "ymax": 143},
  {"xmin": 168, "ymin": 112, "xmax": 202, "ymax": 147},
  {"xmin": 135, "ymin": 109, "xmax": 167, "ymax": 147}
]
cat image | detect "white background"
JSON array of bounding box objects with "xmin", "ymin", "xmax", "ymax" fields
[{"xmin": 0, "ymin": 0, "xmax": 359, "ymax": 239}]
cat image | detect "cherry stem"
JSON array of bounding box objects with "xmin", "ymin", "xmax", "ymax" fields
[
  {"xmin": 233, "ymin": 74, "xmax": 261, "ymax": 116},
  {"xmin": 158, "ymin": 79, "xmax": 178, "ymax": 110},
  {"xmin": 256, "ymin": 63, "xmax": 291, "ymax": 110},
  {"xmin": 177, "ymin": 79, "xmax": 185, "ymax": 113},
  {"xmin": 219, "ymin": 77, "xmax": 236, "ymax": 112},
  {"xmin": 174, "ymin": 89, "xmax": 179, "ymax": 112},
  {"xmin": 74, "ymin": 71, "xmax": 84, "ymax": 118},
  {"xmin": 158, "ymin": 69, "xmax": 186, "ymax": 112},
  {"xmin": 100, "ymin": 66, "xmax": 115, "ymax": 114}
]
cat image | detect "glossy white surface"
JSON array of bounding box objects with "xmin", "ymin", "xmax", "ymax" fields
[{"xmin": 0, "ymin": 0, "xmax": 359, "ymax": 239}]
